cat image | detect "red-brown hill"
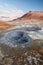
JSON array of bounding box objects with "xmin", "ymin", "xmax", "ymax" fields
[{"xmin": 13, "ymin": 11, "xmax": 43, "ymax": 22}]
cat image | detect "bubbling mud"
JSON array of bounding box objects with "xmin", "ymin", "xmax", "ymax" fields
[{"xmin": 5, "ymin": 30, "xmax": 32, "ymax": 45}]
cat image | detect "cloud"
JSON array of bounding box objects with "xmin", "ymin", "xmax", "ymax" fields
[{"xmin": 0, "ymin": 3, "xmax": 24, "ymax": 21}]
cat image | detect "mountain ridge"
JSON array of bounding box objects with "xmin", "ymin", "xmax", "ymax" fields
[{"xmin": 12, "ymin": 11, "xmax": 43, "ymax": 22}]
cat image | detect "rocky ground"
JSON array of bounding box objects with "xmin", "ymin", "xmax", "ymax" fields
[{"xmin": 0, "ymin": 43, "xmax": 43, "ymax": 65}]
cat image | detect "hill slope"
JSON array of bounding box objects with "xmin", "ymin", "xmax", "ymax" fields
[{"xmin": 13, "ymin": 11, "xmax": 43, "ymax": 22}]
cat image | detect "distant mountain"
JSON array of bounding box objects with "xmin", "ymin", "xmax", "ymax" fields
[
  {"xmin": 0, "ymin": 16, "xmax": 12, "ymax": 21},
  {"xmin": 13, "ymin": 11, "xmax": 43, "ymax": 22}
]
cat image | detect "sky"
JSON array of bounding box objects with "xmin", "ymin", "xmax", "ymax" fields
[{"xmin": 0, "ymin": 0, "xmax": 43, "ymax": 20}]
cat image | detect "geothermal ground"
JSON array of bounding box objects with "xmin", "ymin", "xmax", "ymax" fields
[{"xmin": 0, "ymin": 21, "xmax": 43, "ymax": 65}]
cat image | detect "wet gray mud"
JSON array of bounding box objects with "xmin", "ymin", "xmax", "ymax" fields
[
  {"xmin": 0, "ymin": 26, "xmax": 42, "ymax": 48},
  {"xmin": 0, "ymin": 30, "xmax": 32, "ymax": 48},
  {"xmin": 16, "ymin": 27, "xmax": 41, "ymax": 31}
]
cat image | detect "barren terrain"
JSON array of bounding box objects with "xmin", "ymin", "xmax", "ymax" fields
[{"xmin": 0, "ymin": 11, "xmax": 43, "ymax": 65}]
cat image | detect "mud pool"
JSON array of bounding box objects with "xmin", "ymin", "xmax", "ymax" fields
[{"xmin": 0, "ymin": 26, "xmax": 43, "ymax": 48}]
